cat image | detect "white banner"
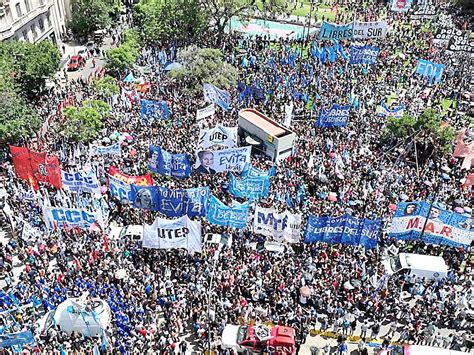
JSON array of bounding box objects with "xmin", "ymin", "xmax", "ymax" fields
[
  {"xmin": 253, "ymin": 206, "xmax": 302, "ymax": 243},
  {"xmin": 42, "ymin": 206, "xmax": 104, "ymax": 230},
  {"xmin": 61, "ymin": 170, "xmax": 101, "ymax": 194},
  {"xmin": 353, "ymin": 21, "xmax": 388, "ymax": 39},
  {"xmin": 198, "ymin": 125, "xmax": 237, "ymax": 149},
  {"xmin": 142, "ymin": 215, "xmax": 202, "ymax": 253},
  {"xmin": 91, "ymin": 143, "xmax": 121, "ymax": 156},
  {"xmin": 196, "ymin": 104, "xmax": 216, "ymax": 121},
  {"xmin": 284, "ymin": 102, "xmax": 293, "ymax": 128},
  {"xmin": 194, "ymin": 146, "xmax": 251, "ymax": 174}
]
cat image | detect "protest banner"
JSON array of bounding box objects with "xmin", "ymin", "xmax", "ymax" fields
[
  {"xmin": 241, "ymin": 163, "xmax": 276, "ymax": 178},
  {"xmin": 92, "ymin": 143, "xmax": 121, "ymax": 156},
  {"xmin": 203, "ymin": 83, "xmax": 231, "ymax": 111},
  {"xmin": 43, "ymin": 206, "xmax": 104, "ymax": 230},
  {"xmin": 448, "ymin": 35, "xmax": 474, "ymax": 53},
  {"xmin": 388, "ymin": 201, "xmax": 473, "ymax": 248},
  {"xmin": 316, "ymin": 104, "xmax": 350, "ymax": 127},
  {"xmin": 350, "ymin": 45, "xmax": 380, "ymax": 65},
  {"xmin": 391, "ymin": 0, "xmax": 412, "ymax": 12},
  {"xmin": 304, "ymin": 214, "xmax": 381, "ymax": 248},
  {"xmin": 207, "ymin": 195, "xmax": 249, "ymax": 229},
  {"xmin": 318, "ymin": 21, "xmax": 353, "ymax": 40},
  {"xmin": 253, "ymin": 207, "xmax": 302, "ymax": 243},
  {"xmin": 194, "ymin": 146, "xmax": 251, "ymax": 174},
  {"xmin": 415, "ymin": 59, "xmax": 444, "ymax": 84},
  {"xmin": 157, "ymin": 186, "xmax": 209, "ymax": 218},
  {"xmin": 377, "ymin": 102, "xmax": 405, "ymax": 118},
  {"xmin": 148, "ymin": 146, "xmax": 191, "ymax": 178},
  {"xmin": 108, "ymin": 166, "xmax": 153, "ymax": 186},
  {"xmin": 196, "ymin": 104, "xmax": 216, "ymax": 121},
  {"xmin": 410, "ymin": 0, "xmax": 437, "ymax": 18},
  {"xmin": 353, "ymin": 21, "xmax": 388, "ymax": 39},
  {"xmin": 140, "ymin": 99, "xmax": 170, "ymax": 124},
  {"xmin": 197, "ymin": 125, "xmax": 237, "ymax": 149},
  {"xmin": 229, "ymin": 173, "xmax": 270, "ymax": 201},
  {"xmin": 0, "ymin": 330, "xmax": 36, "ymax": 349},
  {"xmin": 434, "ymin": 27, "xmax": 463, "ymax": 43},
  {"xmin": 142, "ymin": 215, "xmax": 202, "ymax": 253},
  {"xmin": 108, "ymin": 174, "xmax": 132, "ymax": 201},
  {"xmin": 61, "ymin": 171, "xmax": 101, "ymax": 194}
]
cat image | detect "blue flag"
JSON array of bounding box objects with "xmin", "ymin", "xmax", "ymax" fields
[
  {"xmin": 316, "ymin": 104, "xmax": 351, "ymax": 127},
  {"xmin": 140, "ymin": 99, "xmax": 170, "ymax": 125},
  {"xmin": 207, "ymin": 195, "xmax": 249, "ymax": 228},
  {"xmin": 203, "ymin": 83, "xmax": 231, "ymax": 111},
  {"xmin": 415, "ymin": 59, "xmax": 444, "ymax": 84},
  {"xmin": 148, "ymin": 146, "xmax": 191, "ymax": 178},
  {"xmin": 229, "ymin": 173, "xmax": 270, "ymax": 201}
]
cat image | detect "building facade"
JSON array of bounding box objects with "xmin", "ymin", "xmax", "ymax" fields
[{"xmin": 0, "ymin": 0, "xmax": 68, "ymax": 44}]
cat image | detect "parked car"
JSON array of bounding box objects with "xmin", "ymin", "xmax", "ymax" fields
[{"xmin": 67, "ymin": 55, "xmax": 85, "ymax": 71}]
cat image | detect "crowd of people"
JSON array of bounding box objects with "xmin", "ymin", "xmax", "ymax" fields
[{"xmin": 0, "ymin": 1, "xmax": 473, "ymax": 354}]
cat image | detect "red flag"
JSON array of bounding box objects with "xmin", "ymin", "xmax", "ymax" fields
[
  {"xmin": 10, "ymin": 146, "xmax": 32, "ymax": 181},
  {"xmin": 9, "ymin": 146, "xmax": 62, "ymax": 189}
]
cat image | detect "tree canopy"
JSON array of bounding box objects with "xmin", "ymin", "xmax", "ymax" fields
[
  {"xmin": 60, "ymin": 100, "xmax": 110, "ymax": 142},
  {"xmin": 0, "ymin": 41, "xmax": 60, "ymax": 99},
  {"xmin": 106, "ymin": 29, "xmax": 142, "ymax": 75},
  {"xmin": 68, "ymin": 0, "xmax": 121, "ymax": 38},
  {"xmin": 384, "ymin": 108, "xmax": 456, "ymax": 158},
  {"xmin": 92, "ymin": 75, "xmax": 120, "ymax": 98},
  {"xmin": 168, "ymin": 47, "xmax": 238, "ymax": 95},
  {"xmin": 134, "ymin": 0, "xmax": 208, "ymax": 45}
]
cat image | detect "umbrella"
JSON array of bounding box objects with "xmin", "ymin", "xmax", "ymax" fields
[
  {"xmin": 424, "ymin": 180, "xmax": 433, "ymax": 186},
  {"xmin": 351, "ymin": 279, "xmax": 362, "ymax": 288},
  {"xmin": 115, "ymin": 269, "xmax": 127, "ymax": 280},
  {"xmin": 454, "ymin": 207, "xmax": 464, "ymax": 214},
  {"xmin": 109, "ymin": 133, "xmax": 117, "ymax": 140},
  {"xmin": 328, "ymin": 192, "xmax": 337, "ymax": 202},
  {"xmin": 463, "ymin": 206, "xmax": 472, "ymax": 214},
  {"xmin": 318, "ymin": 174, "xmax": 329, "ymax": 183},
  {"xmin": 129, "ymin": 149, "xmax": 137, "ymax": 157},
  {"xmin": 453, "ymin": 199, "xmax": 463, "ymax": 206},
  {"xmin": 399, "ymin": 193, "xmax": 408, "ymax": 201},
  {"xmin": 389, "ymin": 203, "xmax": 397, "ymax": 211},
  {"xmin": 125, "ymin": 135, "xmax": 133, "ymax": 141},
  {"xmin": 163, "ymin": 62, "xmax": 183, "ymax": 71},
  {"xmin": 345, "ymin": 208, "xmax": 353, "ymax": 215},
  {"xmin": 441, "ymin": 166, "xmax": 451, "ymax": 173},
  {"xmin": 102, "ymin": 137, "xmax": 111, "ymax": 144},
  {"xmin": 300, "ymin": 286, "xmax": 311, "ymax": 298}
]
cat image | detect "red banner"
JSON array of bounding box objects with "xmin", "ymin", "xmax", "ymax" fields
[
  {"xmin": 108, "ymin": 166, "xmax": 153, "ymax": 186},
  {"xmin": 9, "ymin": 146, "xmax": 62, "ymax": 189}
]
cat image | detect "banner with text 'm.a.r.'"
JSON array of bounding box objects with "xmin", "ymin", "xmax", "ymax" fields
[{"xmin": 388, "ymin": 201, "xmax": 473, "ymax": 248}]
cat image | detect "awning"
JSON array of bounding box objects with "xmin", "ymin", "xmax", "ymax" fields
[{"xmin": 245, "ymin": 136, "xmax": 260, "ymax": 145}]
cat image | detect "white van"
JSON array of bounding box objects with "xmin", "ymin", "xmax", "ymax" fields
[
  {"xmin": 382, "ymin": 253, "xmax": 448, "ymax": 280},
  {"xmin": 108, "ymin": 225, "xmax": 143, "ymax": 247}
]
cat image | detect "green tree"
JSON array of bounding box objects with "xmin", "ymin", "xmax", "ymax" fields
[
  {"xmin": 0, "ymin": 80, "xmax": 41, "ymax": 144},
  {"xmin": 134, "ymin": 0, "xmax": 209, "ymax": 45},
  {"xmin": 68, "ymin": 0, "xmax": 121, "ymax": 38},
  {"xmin": 92, "ymin": 75, "xmax": 120, "ymax": 98},
  {"xmin": 384, "ymin": 108, "xmax": 456, "ymax": 158},
  {"xmin": 201, "ymin": 0, "xmax": 287, "ymax": 41},
  {"xmin": 60, "ymin": 100, "xmax": 110, "ymax": 142},
  {"xmin": 0, "ymin": 41, "xmax": 60, "ymax": 99},
  {"xmin": 168, "ymin": 47, "xmax": 238, "ymax": 95},
  {"xmin": 106, "ymin": 29, "xmax": 142, "ymax": 75}
]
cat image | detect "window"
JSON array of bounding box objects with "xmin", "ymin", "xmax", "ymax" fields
[
  {"xmin": 38, "ymin": 18, "xmax": 44, "ymax": 31},
  {"xmin": 46, "ymin": 11, "xmax": 51, "ymax": 26},
  {"xmin": 15, "ymin": 3, "xmax": 22, "ymax": 17},
  {"xmin": 22, "ymin": 29, "xmax": 28, "ymax": 41},
  {"xmin": 31, "ymin": 24, "xmax": 37, "ymax": 39},
  {"xmin": 24, "ymin": 0, "xmax": 30, "ymax": 12}
]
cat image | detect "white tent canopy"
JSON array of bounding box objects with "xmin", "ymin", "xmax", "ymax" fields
[{"xmin": 53, "ymin": 293, "xmax": 111, "ymax": 337}]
